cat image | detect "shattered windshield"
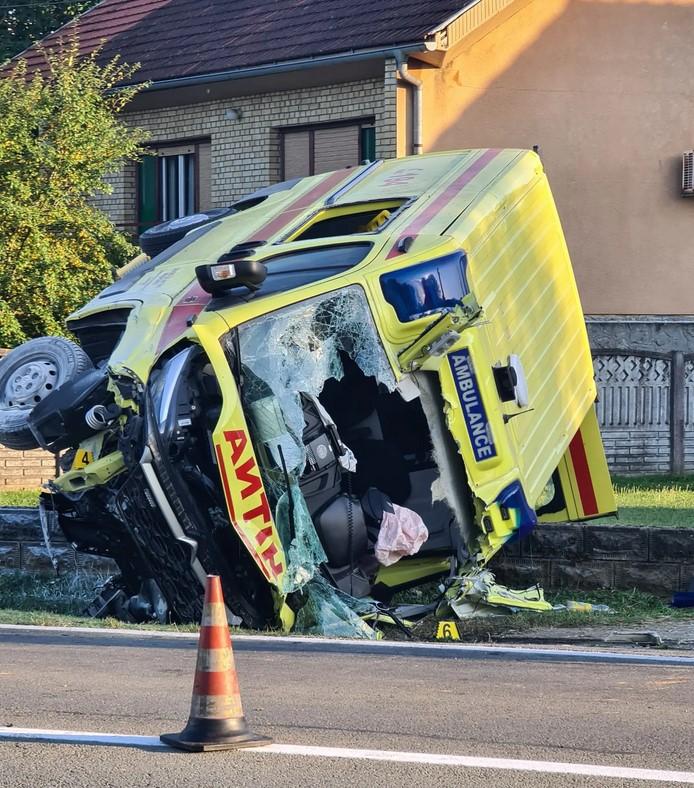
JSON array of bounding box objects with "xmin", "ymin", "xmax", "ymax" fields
[{"xmin": 226, "ymin": 287, "xmax": 396, "ymax": 635}]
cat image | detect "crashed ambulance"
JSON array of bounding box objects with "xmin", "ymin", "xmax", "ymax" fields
[{"xmin": 0, "ymin": 149, "xmax": 615, "ymax": 634}]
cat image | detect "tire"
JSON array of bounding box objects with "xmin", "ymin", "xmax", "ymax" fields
[
  {"xmin": 139, "ymin": 208, "xmax": 233, "ymax": 257},
  {"xmin": 0, "ymin": 337, "xmax": 93, "ymax": 450}
]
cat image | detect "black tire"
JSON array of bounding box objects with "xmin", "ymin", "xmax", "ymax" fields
[
  {"xmin": 0, "ymin": 337, "xmax": 93, "ymax": 450},
  {"xmin": 139, "ymin": 209, "xmax": 233, "ymax": 257}
]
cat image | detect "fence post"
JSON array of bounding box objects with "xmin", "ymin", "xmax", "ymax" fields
[{"xmin": 671, "ymin": 351, "xmax": 685, "ymax": 474}]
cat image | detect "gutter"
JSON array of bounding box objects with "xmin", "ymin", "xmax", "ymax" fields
[
  {"xmin": 395, "ymin": 51, "xmax": 423, "ymax": 155},
  {"xmin": 136, "ymin": 43, "xmax": 426, "ymax": 93},
  {"xmin": 427, "ymin": 0, "xmax": 483, "ymax": 35}
]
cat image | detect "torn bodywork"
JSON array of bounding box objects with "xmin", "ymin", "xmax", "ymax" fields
[{"xmin": 0, "ymin": 149, "xmax": 617, "ymax": 634}]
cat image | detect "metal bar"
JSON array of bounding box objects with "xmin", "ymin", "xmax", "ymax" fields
[{"xmin": 160, "ymin": 158, "xmax": 167, "ymax": 222}]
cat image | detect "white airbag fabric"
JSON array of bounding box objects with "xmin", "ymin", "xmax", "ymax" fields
[{"xmin": 375, "ymin": 505, "xmax": 428, "ymax": 566}]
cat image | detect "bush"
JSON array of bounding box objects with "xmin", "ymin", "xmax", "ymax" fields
[{"xmin": 0, "ymin": 40, "xmax": 148, "ymax": 346}]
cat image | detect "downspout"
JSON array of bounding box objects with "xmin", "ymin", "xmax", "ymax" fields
[{"xmin": 395, "ymin": 51, "xmax": 423, "ymax": 155}]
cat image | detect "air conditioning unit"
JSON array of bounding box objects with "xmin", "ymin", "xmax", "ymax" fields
[{"xmin": 682, "ymin": 151, "xmax": 694, "ymax": 196}]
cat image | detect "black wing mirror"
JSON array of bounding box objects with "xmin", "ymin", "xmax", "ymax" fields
[{"xmin": 196, "ymin": 259, "xmax": 267, "ymax": 294}]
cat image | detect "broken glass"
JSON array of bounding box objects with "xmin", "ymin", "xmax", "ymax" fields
[
  {"xmin": 231, "ymin": 286, "xmax": 396, "ymax": 629},
  {"xmin": 293, "ymin": 574, "xmax": 378, "ymax": 639},
  {"xmin": 274, "ymin": 483, "xmax": 327, "ymax": 593},
  {"xmin": 238, "ymin": 286, "xmax": 396, "ymax": 450}
]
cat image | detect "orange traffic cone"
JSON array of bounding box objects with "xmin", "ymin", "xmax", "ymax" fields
[{"xmin": 160, "ymin": 575, "xmax": 271, "ymax": 752}]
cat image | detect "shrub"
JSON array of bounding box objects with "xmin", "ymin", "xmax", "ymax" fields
[{"xmin": 0, "ymin": 40, "xmax": 148, "ymax": 345}]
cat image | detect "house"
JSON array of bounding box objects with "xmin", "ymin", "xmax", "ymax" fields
[{"xmin": 15, "ymin": 0, "xmax": 694, "ymax": 475}]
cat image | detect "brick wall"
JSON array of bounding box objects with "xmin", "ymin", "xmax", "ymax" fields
[
  {"xmin": 491, "ymin": 523, "xmax": 694, "ymax": 596},
  {"xmin": 0, "ymin": 448, "xmax": 55, "ymax": 490},
  {"xmin": 94, "ymin": 60, "xmax": 398, "ymax": 235},
  {"xmin": 0, "ymin": 350, "xmax": 56, "ymax": 490},
  {"xmin": 2, "ymin": 507, "xmax": 692, "ymax": 596}
]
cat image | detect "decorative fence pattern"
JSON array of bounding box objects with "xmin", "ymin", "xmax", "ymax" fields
[{"xmin": 593, "ymin": 350, "xmax": 692, "ymax": 474}]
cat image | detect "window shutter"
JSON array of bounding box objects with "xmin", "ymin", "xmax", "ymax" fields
[
  {"xmin": 137, "ymin": 155, "xmax": 158, "ymax": 236},
  {"xmin": 313, "ymin": 125, "xmax": 360, "ymax": 173},
  {"xmin": 198, "ymin": 141, "xmax": 212, "ymax": 211},
  {"xmin": 283, "ymin": 131, "xmax": 311, "ymax": 179}
]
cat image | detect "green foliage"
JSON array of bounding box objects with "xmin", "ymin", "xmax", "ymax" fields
[
  {"xmin": 0, "ymin": 40, "xmax": 148, "ymax": 346},
  {"xmin": 0, "ymin": 3, "xmax": 98, "ymax": 61}
]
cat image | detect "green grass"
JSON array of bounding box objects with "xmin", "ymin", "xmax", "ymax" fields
[
  {"xmin": 594, "ymin": 474, "xmax": 694, "ymax": 527},
  {"xmin": 0, "ymin": 569, "xmax": 109, "ymax": 616},
  {"xmin": 2, "ymin": 474, "xmax": 694, "ymax": 526},
  {"xmin": 410, "ymin": 588, "xmax": 694, "ymax": 641},
  {"xmin": 0, "ymin": 489, "xmax": 40, "ymax": 507},
  {"xmin": 0, "ymin": 608, "xmax": 201, "ymax": 631},
  {"xmin": 1, "ymin": 570, "xmax": 691, "ymax": 642}
]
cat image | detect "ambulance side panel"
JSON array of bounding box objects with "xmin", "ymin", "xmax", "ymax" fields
[
  {"xmin": 539, "ymin": 407, "xmax": 617, "ymax": 523},
  {"xmin": 450, "ymin": 152, "xmax": 598, "ymax": 513}
]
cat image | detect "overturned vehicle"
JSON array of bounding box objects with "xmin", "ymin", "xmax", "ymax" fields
[{"xmin": 0, "ymin": 149, "xmax": 616, "ymax": 635}]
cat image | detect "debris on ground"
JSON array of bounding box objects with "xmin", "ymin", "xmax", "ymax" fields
[{"xmin": 440, "ymin": 568, "xmax": 552, "ymax": 619}]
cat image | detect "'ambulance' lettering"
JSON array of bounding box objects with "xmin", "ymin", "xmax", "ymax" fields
[{"xmin": 447, "ymin": 349, "xmax": 497, "ymax": 462}]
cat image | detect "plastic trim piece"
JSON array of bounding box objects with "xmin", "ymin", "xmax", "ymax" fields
[{"xmin": 139, "ymin": 447, "xmax": 208, "ymax": 588}]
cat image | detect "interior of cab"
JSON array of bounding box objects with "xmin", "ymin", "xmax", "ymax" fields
[
  {"xmin": 285, "ymin": 200, "xmax": 408, "ymax": 242},
  {"xmin": 297, "ymin": 354, "xmax": 461, "ymax": 598}
]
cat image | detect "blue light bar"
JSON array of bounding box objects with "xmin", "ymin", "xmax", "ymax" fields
[{"xmin": 379, "ymin": 252, "xmax": 469, "ymax": 322}]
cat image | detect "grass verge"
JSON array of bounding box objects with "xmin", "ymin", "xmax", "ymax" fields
[
  {"xmin": 592, "ymin": 474, "xmax": 694, "ymax": 527},
  {"xmin": 0, "ymin": 489, "xmax": 40, "ymax": 507},
  {"xmin": 413, "ymin": 588, "xmax": 694, "ymax": 642},
  {"xmin": 0, "ymin": 571, "xmax": 691, "ymax": 641}
]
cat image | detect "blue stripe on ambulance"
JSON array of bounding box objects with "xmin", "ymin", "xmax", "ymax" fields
[{"xmin": 447, "ymin": 348, "xmax": 497, "ymax": 462}]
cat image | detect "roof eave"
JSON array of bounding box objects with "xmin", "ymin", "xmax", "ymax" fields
[
  {"xmin": 425, "ymin": 0, "xmax": 517, "ymax": 51},
  {"xmin": 135, "ymin": 42, "xmax": 428, "ymax": 92}
]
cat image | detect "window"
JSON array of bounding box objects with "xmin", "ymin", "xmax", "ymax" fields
[
  {"xmin": 137, "ymin": 140, "xmax": 211, "ymax": 235},
  {"xmin": 380, "ymin": 252, "xmax": 470, "ymax": 322},
  {"xmin": 287, "ymin": 200, "xmax": 407, "ymax": 242},
  {"xmin": 217, "ymin": 244, "xmax": 373, "ymax": 302},
  {"xmin": 280, "ymin": 121, "xmax": 376, "ymax": 180}
]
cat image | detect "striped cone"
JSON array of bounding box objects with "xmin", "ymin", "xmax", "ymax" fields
[{"xmin": 160, "ymin": 575, "xmax": 271, "ymax": 752}]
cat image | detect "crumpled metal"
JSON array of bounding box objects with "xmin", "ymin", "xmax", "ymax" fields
[
  {"xmin": 444, "ymin": 568, "xmax": 552, "ymax": 618},
  {"xmin": 228, "ymin": 287, "xmax": 396, "ymax": 637}
]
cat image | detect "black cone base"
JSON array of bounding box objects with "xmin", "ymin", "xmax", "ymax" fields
[{"xmin": 160, "ymin": 715, "xmax": 272, "ymax": 752}]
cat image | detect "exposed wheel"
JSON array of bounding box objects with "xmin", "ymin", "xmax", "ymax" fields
[
  {"xmin": 139, "ymin": 208, "xmax": 233, "ymax": 257},
  {"xmin": 0, "ymin": 337, "xmax": 93, "ymax": 450}
]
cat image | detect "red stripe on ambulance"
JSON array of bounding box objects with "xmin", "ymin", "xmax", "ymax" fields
[
  {"xmin": 568, "ymin": 431, "xmax": 599, "ymax": 516},
  {"xmin": 386, "ymin": 149, "xmax": 502, "ymax": 258}
]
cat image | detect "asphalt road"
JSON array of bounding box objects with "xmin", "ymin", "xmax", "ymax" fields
[{"xmin": 0, "ymin": 627, "xmax": 693, "ymax": 787}]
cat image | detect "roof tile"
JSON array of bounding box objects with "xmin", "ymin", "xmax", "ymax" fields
[{"xmin": 17, "ymin": 0, "xmax": 474, "ymax": 84}]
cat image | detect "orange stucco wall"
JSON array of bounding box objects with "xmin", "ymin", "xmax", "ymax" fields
[{"xmin": 406, "ymin": 0, "xmax": 694, "ymax": 315}]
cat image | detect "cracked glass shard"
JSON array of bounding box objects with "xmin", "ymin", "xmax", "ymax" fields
[
  {"xmin": 238, "ymin": 286, "xmax": 396, "ymax": 453},
  {"xmin": 38, "ymin": 501, "xmax": 59, "ymax": 572},
  {"xmin": 293, "ymin": 574, "xmax": 378, "ymax": 639},
  {"xmin": 233, "ymin": 286, "xmax": 396, "ymax": 609}
]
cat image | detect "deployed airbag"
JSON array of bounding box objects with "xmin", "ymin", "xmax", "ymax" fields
[{"xmin": 375, "ymin": 504, "xmax": 428, "ymax": 566}]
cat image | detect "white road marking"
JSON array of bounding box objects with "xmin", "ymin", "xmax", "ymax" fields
[
  {"xmin": 1, "ymin": 622, "xmax": 693, "ymax": 666},
  {"xmin": 1, "ymin": 727, "xmax": 693, "ymax": 783}
]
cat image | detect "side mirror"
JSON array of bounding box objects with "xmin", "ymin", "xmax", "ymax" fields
[{"xmin": 196, "ymin": 259, "xmax": 267, "ymax": 295}]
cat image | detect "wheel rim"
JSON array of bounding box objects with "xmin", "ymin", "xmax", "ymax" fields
[{"xmin": 3, "ymin": 359, "xmax": 59, "ymax": 408}]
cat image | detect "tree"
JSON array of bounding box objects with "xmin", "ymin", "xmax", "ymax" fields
[
  {"xmin": 0, "ymin": 40, "xmax": 148, "ymax": 346},
  {"xmin": 1, "ymin": 2, "xmax": 98, "ymax": 62}
]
